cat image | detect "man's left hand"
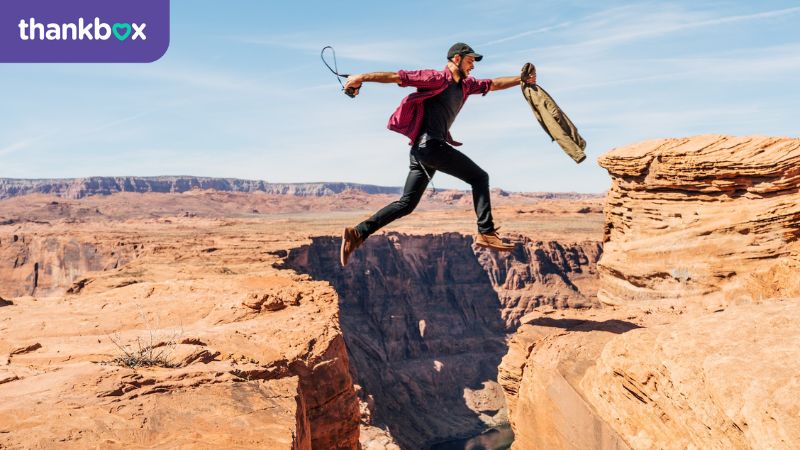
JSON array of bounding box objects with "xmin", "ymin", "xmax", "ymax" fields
[{"xmin": 523, "ymin": 71, "xmax": 537, "ymax": 85}]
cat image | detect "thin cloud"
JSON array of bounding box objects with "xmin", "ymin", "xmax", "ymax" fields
[
  {"xmin": 481, "ymin": 21, "xmax": 573, "ymax": 47},
  {"xmin": 482, "ymin": 4, "xmax": 647, "ymax": 51},
  {"xmin": 554, "ymin": 42, "xmax": 800, "ymax": 93},
  {"xmin": 525, "ymin": 5, "xmax": 800, "ymax": 56},
  {"xmin": 0, "ymin": 132, "xmax": 58, "ymax": 157},
  {"xmin": 234, "ymin": 34, "xmax": 429, "ymax": 65}
]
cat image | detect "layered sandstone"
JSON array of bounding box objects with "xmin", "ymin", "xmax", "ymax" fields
[
  {"xmin": 284, "ymin": 233, "xmax": 601, "ymax": 448},
  {"xmin": 1, "ymin": 191, "xmax": 605, "ymax": 449},
  {"xmin": 500, "ymin": 135, "xmax": 800, "ymax": 450},
  {"xmin": 0, "ymin": 221, "xmax": 359, "ymax": 449},
  {"xmin": 597, "ymin": 134, "xmax": 800, "ymax": 308}
]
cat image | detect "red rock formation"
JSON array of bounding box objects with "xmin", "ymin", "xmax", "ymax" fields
[
  {"xmin": 500, "ymin": 135, "xmax": 800, "ymax": 450},
  {"xmin": 0, "ymin": 221, "xmax": 359, "ymax": 449},
  {"xmin": 0, "ymin": 232, "xmax": 142, "ymax": 297},
  {"xmin": 284, "ymin": 233, "xmax": 601, "ymax": 448},
  {"xmin": 480, "ymin": 238, "xmax": 601, "ymax": 327},
  {"xmin": 597, "ymin": 134, "xmax": 800, "ymax": 309},
  {"xmin": 0, "ymin": 192, "xmax": 605, "ymax": 449}
]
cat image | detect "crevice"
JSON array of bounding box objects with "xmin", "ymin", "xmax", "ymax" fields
[
  {"xmin": 281, "ymin": 232, "xmax": 603, "ymax": 449},
  {"xmin": 31, "ymin": 262, "xmax": 39, "ymax": 295}
]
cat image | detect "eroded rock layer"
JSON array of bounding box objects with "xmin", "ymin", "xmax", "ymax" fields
[
  {"xmin": 500, "ymin": 135, "xmax": 800, "ymax": 450},
  {"xmin": 597, "ymin": 134, "xmax": 800, "ymax": 308},
  {"xmin": 582, "ymin": 299, "xmax": 800, "ymax": 450},
  {"xmin": 0, "ymin": 221, "xmax": 359, "ymax": 449},
  {"xmin": 284, "ymin": 233, "xmax": 601, "ymax": 449}
]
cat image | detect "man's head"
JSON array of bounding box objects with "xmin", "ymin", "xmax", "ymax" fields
[{"xmin": 447, "ymin": 42, "xmax": 482, "ymax": 77}]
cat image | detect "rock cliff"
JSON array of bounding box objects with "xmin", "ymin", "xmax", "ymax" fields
[
  {"xmin": 283, "ymin": 233, "xmax": 601, "ymax": 448},
  {"xmin": 0, "ymin": 232, "xmax": 142, "ymax": 297},
  {"xmin": 0, "ymin": 221, "xmax": 360, "ymax": 449},
  {"xmin": 597, "ymin": 134, "xmax": 800, "ymax": 308},
  {"xmin": 499, "ymin": 135, "xmax": 800, "ymax": 450}
]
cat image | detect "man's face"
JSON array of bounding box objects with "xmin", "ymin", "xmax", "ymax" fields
[{"xmin": 453, "ymin": 54, "xmax": 476, "ymax": 76}]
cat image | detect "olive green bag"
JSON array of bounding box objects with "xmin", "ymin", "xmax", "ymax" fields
[{"xmin": 520, "ymin": 62, "xmax": 586, "ymax": 164}]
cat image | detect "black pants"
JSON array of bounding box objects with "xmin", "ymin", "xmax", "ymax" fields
[{"xmin": 354, "ymin": 139, "xmax": 495, "ymax": 238}]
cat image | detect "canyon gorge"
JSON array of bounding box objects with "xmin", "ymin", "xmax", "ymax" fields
[{"xmin": 1, "ymin": 134, "xmax": 798, "ymax": 449}]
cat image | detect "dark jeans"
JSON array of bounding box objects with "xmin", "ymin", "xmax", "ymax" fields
[{"xmin": 355, "ymin": 138, "xmax": 495, "ymax": 238}]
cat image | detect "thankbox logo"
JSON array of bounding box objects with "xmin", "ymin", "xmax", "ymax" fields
[
  {"xmin": 1, "ymin": 0, "xmax": 169, "ymax": 63},
  {"xmin": 19, "ymin": 18, "xmax": 147, "ymax": 42}
]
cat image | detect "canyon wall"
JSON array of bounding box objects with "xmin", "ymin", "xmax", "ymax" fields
[
  {"xmin": 283, "ymin": 233, "xmax": 601, "ymax": 448},
  {"xmin": 499, "ymin": 135, "xmax": 800, "ymax": 450},
  {"xmin": 597, "ymin": 134, "xmax": 800, "ymax": 308},
  {"xmin": 0, "ymin": 222, "xmax": 360, "ymax": 449},
  {"xmin": 0, "ymin": 232, "xmax": 142, "ymax": 297}
]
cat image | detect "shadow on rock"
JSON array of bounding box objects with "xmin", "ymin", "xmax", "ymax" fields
[
  {"xmin": 281, "ymin": 232, "xmax": 510, "ymax": 449},
  {"xmin": 526, "ymin": 317, "xmax": 642, "ymax": 334}
]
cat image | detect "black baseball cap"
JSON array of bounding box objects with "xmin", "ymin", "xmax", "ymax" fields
[{"xmin": 447, "ymin": 42, "xmax": 483, "ymax": 61}]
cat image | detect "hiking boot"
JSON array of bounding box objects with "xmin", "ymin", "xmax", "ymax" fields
[
  {"xmin": 475, "ymin": 229, "xmax": 515, "ymax": 251},
  {"xmin": 340, "ymin": 227, "xmax": 364, "ymax": 266}
]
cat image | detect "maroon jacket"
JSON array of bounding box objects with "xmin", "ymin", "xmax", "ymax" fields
[{"xmin": 387, "ymin": 67, "xmax": 492, "ymax": 146}]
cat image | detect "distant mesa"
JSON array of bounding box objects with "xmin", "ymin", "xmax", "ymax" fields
[
  {"xmin": 0, "ymin": 176, "xmax": 404, "ymax": 200},
  {"xmin": 0, "ymin": 176, "xmax": 602, "ymax": 201}
]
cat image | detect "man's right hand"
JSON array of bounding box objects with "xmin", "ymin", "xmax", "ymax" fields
[{"xmin": 344, "ymin": 75, "xmax": 363, "ymax": 96}]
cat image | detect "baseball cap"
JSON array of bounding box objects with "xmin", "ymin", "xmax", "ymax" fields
[{"xmin": 447, "ymin": 42, "xmax": 483, "ymax": 61}]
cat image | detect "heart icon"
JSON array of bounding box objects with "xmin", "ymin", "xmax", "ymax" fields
[{"xmin": 112, "ymin": 23, "xmax": 132, "ymax": 41}]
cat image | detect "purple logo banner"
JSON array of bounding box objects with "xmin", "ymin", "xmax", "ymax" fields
[{"xmin": 0, "ymin": 0, "xmax": 169, "ymax": 63}]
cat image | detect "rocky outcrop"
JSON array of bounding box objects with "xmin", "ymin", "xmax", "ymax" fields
[
  {"xmin": 500, "ymin": 135, "xmax": 800, "ymax": 450},
  {"xmin": 597, "ymin": 134, "xmax": 800, "ymax": 308},
  {"xmin": 0, "ymin": 177, "xmax": 403, "ymax": 200},
  {"xmin": 283, "ymin": 233, "xmax": 601, "ymax": 449},
  {"xmin": 582, "ymin": 299, "xmax": 800, "ymax": 450},
  {"xmin": 483, "ymin": 239, "xmax": 601, "ymax": 328},
  {"xmin": 0, "ymin": 220, "xmax": 359, "ymax": 449},
  {"xmin": 0, "ymin": 232, "xmax": 143, "ymax": 297},
  {"xmin": 498, "ymin": 312, "xmax": 636, "ymax": 450}
]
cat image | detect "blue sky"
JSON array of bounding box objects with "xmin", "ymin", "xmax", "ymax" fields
[{"xmin": 0, "ymin": 0, "xmax": 798, "ymax": 193}]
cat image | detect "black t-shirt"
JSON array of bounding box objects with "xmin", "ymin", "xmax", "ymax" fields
[{"xmin": 420, "ymin": 81, "xmax": 464, "ymax": 142}]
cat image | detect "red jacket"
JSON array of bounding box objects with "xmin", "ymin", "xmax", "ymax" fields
[{"xmin": 387, "ymin": 67, "xmax": 492, "ymax": 146}]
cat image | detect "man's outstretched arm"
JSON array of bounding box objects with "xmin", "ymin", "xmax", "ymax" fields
[
  {"xmin": 490, "ymin": 71, "xmax": 536, "ymax": 91},
  {"xmin": 343, "ymin": 72, "xmax": 400, "ymax": 96}
]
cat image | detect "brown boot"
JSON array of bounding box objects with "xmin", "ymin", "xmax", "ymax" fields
[
  {"xmin": 340, "ymin": 227, "xmax": 364, "ymax": 266},
  {"xmin": 475, "ymin": 228, "xmax": 515, "ymax": 251}
]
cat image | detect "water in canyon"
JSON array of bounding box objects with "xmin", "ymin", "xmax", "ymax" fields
[{"xmin": 430, "ymin": 424, "xmax": 514, "ymax": 450}]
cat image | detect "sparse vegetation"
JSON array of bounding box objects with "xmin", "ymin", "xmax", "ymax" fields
[{"xmin": 106, "ymin": 310, "xmax": 183, "ymax": 369}]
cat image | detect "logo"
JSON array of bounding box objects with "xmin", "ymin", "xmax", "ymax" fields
[
  {"xmin": 18, "ymin": 18, "xmax": 147, "ymax": 42},
  {"xmin": 1, "ymin": 0, "xmax": 169, "ymax": 63}
]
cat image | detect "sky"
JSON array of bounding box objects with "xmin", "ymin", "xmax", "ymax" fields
[{"xmin": 0, "ymin": 0, "xmax": 798, "ymax": 193}]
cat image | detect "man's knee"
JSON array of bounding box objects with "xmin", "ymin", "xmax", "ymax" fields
[{"xmin": 471, "ymin": 169, "xmax": 489, "ymax": 187}]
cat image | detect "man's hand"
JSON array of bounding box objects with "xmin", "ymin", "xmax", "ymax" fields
[
  {"xmin": 343, "ymin": 74, "xmax": 363, "ymax": 97},
  {"xmin": 342, "ymin": 72, "xmax": 402, "ymax": 97},
  {"xmin": 523, "ymin": 69, "xmax": 537, "ymax": 85}
]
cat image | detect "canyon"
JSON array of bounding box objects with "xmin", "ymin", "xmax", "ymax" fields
[
  {"xmin": 2, "ymin": 134, "xmax": 798, "ymax": 449},
  {"xmin": 283, "ymin": 234, "xmax": 601, "ymax": 448},
  {"xmin": 1, "ymin": 185, "xmax": 602, "ymax": 448}
]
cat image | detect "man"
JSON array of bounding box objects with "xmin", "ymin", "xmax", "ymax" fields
[{"xmin": 340, "ymin": 42, "xmax": 536, "ymax": 266}]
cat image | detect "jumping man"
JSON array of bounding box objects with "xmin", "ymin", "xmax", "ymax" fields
[{"xmin": 340, "ymin": 42, "xmax": 537, "ymax": 266}]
